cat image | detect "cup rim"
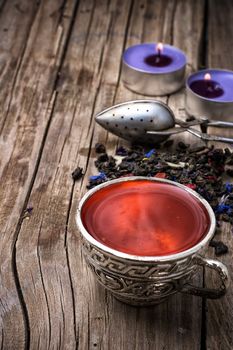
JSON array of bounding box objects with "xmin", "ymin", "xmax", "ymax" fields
[{"xmin": 76, "ymin": 176, "xmax": 216, "ymax": 262}]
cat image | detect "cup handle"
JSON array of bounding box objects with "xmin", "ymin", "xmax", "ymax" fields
[{"xmin": 179, "ymin": 255, "xmax": 229, "ymax": 299}]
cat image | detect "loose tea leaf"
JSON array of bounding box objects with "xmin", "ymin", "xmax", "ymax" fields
[
  {"xmin": 26, "ymin": 206, "xmax": 33, "ymax": 214},
  {"xmin": 209, "ymin": 240, "xmax": 229, "ymax": 256},
  {"xmin": 72, "ymin": 167, "xmax": 83, "ymax": 181},
  {"xmin": 116, "ymin": 146, "xmax": 128, "ymax": 156},
  {"xmin": 186, "ymin": 116, "xmax": 196, "ymax": 122},
  {"xmin": 177, "ymin": 141, "xmax": 189, "ymax": 150},
  {"xmin": 21, "ymin": 206, "xmax": 33, "ymax": 221},
  {"xmin": 88, "ymin": 144, "xmax": 233, "ymax": 255},
  {"xmin": 95, "ymin": 143, "xmax": 106, "ymax": 154}
]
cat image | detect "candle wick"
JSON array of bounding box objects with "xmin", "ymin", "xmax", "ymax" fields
[{"xmin": 155, "ymin": 48, "xmax": 161, "ymax": 63}]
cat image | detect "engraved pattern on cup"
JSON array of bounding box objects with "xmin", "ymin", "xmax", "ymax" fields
[{"xmin": 82, "ymin": 240, "xmax": 197, "ymax": 305}]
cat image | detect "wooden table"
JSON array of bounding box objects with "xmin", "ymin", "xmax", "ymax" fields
[{"xmin": 0, "ymin": 1, "xmax": 232, "ymax": 349}]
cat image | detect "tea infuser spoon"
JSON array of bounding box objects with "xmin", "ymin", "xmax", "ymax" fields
[
  {"xmin": 96, "ymin": 100, "xmax": 175, "ymax": 144},
  {"xmin": 95, "ymin": 100, "xmax": 233, "ymax": 144}
]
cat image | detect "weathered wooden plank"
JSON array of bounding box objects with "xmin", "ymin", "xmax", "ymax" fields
[
  {"xmin": 205, "ymin": 1, "xmax": 233, "ymax": 349},
  {"xmin": 76, "ymin": 0, "xmax": 204, "ymax": 349},
  {"xmin": 0, "ymin": 2, "xmax": 42, "ymax": 348},
  {"xmin": 76, "ymin": 1, "xmax": 177, "ymax": 349},
  {"xmin": 0, "ymin": 1, "xmax": 39, "ymax": 133},
  {"xmin": 0, "ymin": 0, "xmax": 78, "ymax": 349},
  {"xmin": 109, "ymin": 1, "xmax": 205, "ymax": 350},
  {"xmin": 105, "ymin": 0, "xmax": 174, "ymax": 152},
  {"xmin": 15, "ymin": 0, "xmax": 133, "ymax": 349},
  {"xmin": 208, "ymin": 0, "xmax": 233, "ymax": 70},
  {"xmin": 73, "ymin": 1, "xmax": 205, "ymax": 349},
  {"xmin": 11, "ymin": 1, "xmax": 218, "ymax": 350},
  {"xmin": 168, "ymin": 0, "xmax": 206, "ymax": 148}
]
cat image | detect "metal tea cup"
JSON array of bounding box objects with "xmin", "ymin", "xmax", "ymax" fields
[{"xmin": 76, "ymin": 177, "xmax": 229, "ymax": 306}]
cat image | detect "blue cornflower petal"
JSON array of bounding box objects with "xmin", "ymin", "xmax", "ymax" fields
[
  {"xmin": 215, "ymin": 203, "xmax": 231, "ymax": 214},
  {"xmin": 144, "ymin": 149, "xmax": 155, "ymax": 158},
  {"xmin": 225, "ymin": 183, "xmax": 233, "ymax": 193},
  {"xmin": 89, "ymin": 172, "xmax": 106, "ymax": 181}
]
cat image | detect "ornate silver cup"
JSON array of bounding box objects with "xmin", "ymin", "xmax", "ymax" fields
[{"xmin": 76, "ymin": 177, "xmax": 229, "ymax": 306}]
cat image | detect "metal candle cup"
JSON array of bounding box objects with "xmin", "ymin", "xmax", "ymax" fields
[
  {"xmin": 76, "ymin": 177, "xmax": 229, "ymax": 306},
  {"xmin": 186, "ymin": 69, "xmax": 233, "ymax": 120},
  {"xmin": 122, "ymin": 43, "xmax": 186, "ymax": 96}
]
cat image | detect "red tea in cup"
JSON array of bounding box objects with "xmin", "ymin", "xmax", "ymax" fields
[{"xmin": 81, "ymin": 179, "xmax": 210, "ymax": 256}]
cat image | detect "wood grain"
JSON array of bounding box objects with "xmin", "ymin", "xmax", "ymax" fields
[
  {"xmin": 0, "ymin": 0, "xmax": 78, "ymax": 348},
  {"xmin": 16, "ymin": 0, "xmax": 133, "ymax": 349},
  {"xmin": 0, "ymin": 0, "xmax": 232, "ymax": 349},
  {"xmin": 15, "ymin": 0, "xmax": 206, "ymax": 349},
  {"xmin": 112, "ymin": 2, "xmax": 205, "ymax": 350},
  {"xmin": 0, "ymin": 2, "xmax": 43, "ymax": 348}
]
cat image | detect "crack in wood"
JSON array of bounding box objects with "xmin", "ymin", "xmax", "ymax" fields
[
  {"xmin": 201, "ymin": 266, "xmax": 207, "ymax": 350},
  {"xmin": 12, "ymin": 244, "xmax": 31, "ymax": 350},
  {"xmin": 36, "ymin": 224, "xmax": 52, "ymax": 349},
  {"xmin": 81, "ymin": 1, "xmax": 96, "ymax": 62},
  {"xmin": 200, "ymin": 2, "xmax": 208, "ymax": 349},
  {"xmin": 0, "ymin": 328, "xmax": 3, "ymax": 350},
  {"xmin": 64, "ymin": 235, "xmax": 78, "ymax": 343},
  {"xmin": 170, "ymin": 0, "xmax": 177, "ymax": 45},
  {"xmin": 53, "ymin": 0, "xmax": 81, "ymax": 92},
  {"xmin": 0, "ymin": 0, "xmax": 7, "ymax": 13},
  {"xmin": 63, "ymin": 164, "xmax": 78, "ymax": 344},
  {"xmin": 113, "ymin": 0, "xmax": 134, "ymax": 102},
  {"xmin": 198, "ymin": 0, "xmax": 209, "ymax": 69}
]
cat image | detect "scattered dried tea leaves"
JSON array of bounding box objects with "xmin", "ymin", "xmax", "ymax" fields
[{"xmin": 87, "ymin": 144, "xmax": 233, "ymax": 255}]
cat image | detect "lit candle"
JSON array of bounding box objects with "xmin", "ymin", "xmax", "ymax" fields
[
  {"xmin": 122, "ymin": 42, "xmax": 186, "ymax": 96},
  {"xmin": 186, "ymin": 69, "xmax": 233, "ymax": 120},
  {"xmin": 189, "ymin": 72, "xmax": 223, "ymax": 98}
]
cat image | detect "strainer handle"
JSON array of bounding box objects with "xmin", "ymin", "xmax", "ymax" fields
[{"xmin": 179, "ymin": 255, "xmax": 229, "ymax": 299}]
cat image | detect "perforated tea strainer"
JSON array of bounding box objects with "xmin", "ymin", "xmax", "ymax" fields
[{"xmin": 95, "ymin": 100, "xmax": 233, "ymax": 144}]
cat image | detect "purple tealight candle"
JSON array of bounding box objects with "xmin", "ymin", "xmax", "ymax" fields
[
  {"xmin": 186, "ymin": 69, "xmax": 233, "ymax": 120},
  {"xmin": 190, "ymin": 73, "xmax": 224, "ymax": 99},
  {"xmin": 122, "ymin": 43, "xmax": 186, "ymax": 96}
]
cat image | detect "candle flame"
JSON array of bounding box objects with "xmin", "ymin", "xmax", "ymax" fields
[
  {"xmin": 204, "ymin": 73, "xmax": 212, "ymax": 81},
  {"xmin": 156, "ymin": 42, "xmax": 163, "ymax": 53}
]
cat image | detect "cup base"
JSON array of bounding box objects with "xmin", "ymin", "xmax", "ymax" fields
[{"xmin": 113, "ymin": 293, "xmax": 170, "ymax": 306}]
